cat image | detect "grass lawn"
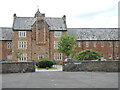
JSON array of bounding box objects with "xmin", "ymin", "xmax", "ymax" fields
[{"xmin": 36, "ymin": 66, "xmax": 57, "ymax": 70}]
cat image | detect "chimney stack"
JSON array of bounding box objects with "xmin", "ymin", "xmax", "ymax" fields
[
  {"xmin": 62, "ymin": 15, "xmax": 66, "ymax": 22},
  {"xmin": 13, "ymin": 13, "xmax": 17, "ymax": 19}
]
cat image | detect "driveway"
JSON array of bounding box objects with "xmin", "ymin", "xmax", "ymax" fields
[{"xmin": 2, "ymin": 71, "xmax": 118, "ymax": 88}]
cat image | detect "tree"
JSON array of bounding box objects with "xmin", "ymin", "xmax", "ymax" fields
[
  {"xmin": 14, "ymin": 49, "xmax": 23, "ymax": 58},
  {"xmin": 58, "ymin": 34, "xmax": 76, "ymax": 58},
  {"xmin": 74, "ymin": 49, "xmax": 103, "ymax": 60}
]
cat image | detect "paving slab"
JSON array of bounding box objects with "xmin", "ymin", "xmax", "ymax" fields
[{"xmin": 2, "ymin": 72, "xmax": 118, "ymax": 88}]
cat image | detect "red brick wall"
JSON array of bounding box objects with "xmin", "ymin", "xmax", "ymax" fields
[
  {"xmin": 12, "ymin": 31, "xmax": 32, "ymax": 61},
  {"xmin": 31, "ymin": 22, "xmax": 50, "ymax": 61},
  {"xmin": 75, "ymin": 41, "xmax": 119, "ymax": 60},
  {"xmin": 0, "ymin": 41, "xmax": 2, "ymax": 60},
  {"xmin": 49, "ymin": 31, "xmax": 67, "ymax": 61},
  {"xmin": 0, "ymin": 41, "xmax": 12, "ymax": 61}
]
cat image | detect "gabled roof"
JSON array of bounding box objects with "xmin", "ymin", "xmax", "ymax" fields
[
  {"xmin": 45, "ymin": 17, "xmax": 66, "ymax": 30},
  {"xmin": 13, "ymin": 17, "xmax": 36, "ymax": 30},
  {"xmin": 13, "ymin": 17, "xmax": 67, "ymax": 31},
  {"xmin": 0, "ymin": 27, "xmax": 12, "ymax": 40},
  {"xmin": 68, "ymin": 28, "xmax": 119, "ymax": 40}
]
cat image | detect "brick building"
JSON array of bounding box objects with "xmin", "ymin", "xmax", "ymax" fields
[
  {"xmin": 0, "ymin": 27, "xmax": 12, "ymax": 61},
  {"xmin": 0, "ymin": 10, "xmax": 119, "ymax": 61}
]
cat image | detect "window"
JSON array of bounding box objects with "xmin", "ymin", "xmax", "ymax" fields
[
  {"xmin": 116, "ymin": 41, "xmax": 119, "ymax": 47},
  {"xmin": 109, "ymin": 42, "xmax": 113, "ymax": 47},
  {"xmin": 54, "ymin": 32, "xmax": 62, "ymax": 38},
  {"xmin": 7, "ymin": 42, "xmax": 12, "ymax": 49},
  {"xmin": 116, "ymin": 53, "xmax": 119, "ymax": 59},
  {"xmin": 101, "ymin": 41, "xmax": 104, "ymax": 47},
  {"xmin": 78, "ymin": 42, "xmax": 81, "ymax": 47},
  {"xmin": 109, "ymin": 54, "xmax": 112, "ymax": 59},
  {"xmin": 93, "ymin": 41, "xmax": 97, "ymax": 47},
  {"xmin": 54, "ymin": 53, "xmax": 62, "ymax": 60},
  {"xmin": 86, "ymin": 41, "xmax": 89, "ymax": 47},
  {"xmin": 54, "ymin": 41, "xmax": 59, "ymax": 49},
  {"xmin": 18, "ymin": 41, "xmax": 27, "ymax": 49},
  {"xmin": 18, "ymin": 54, "xmax": 27, "ymax": 62},
  {"xmin": 7, "ymin": 55, "xmax": 12, "ymax": 60},
  {"xmin": 19, "ymin": 31, "xmax": 26, "ymax": 37},
  {"xmin": 38, "ymin": 55, "xmax": 44, "ymax": 60}
]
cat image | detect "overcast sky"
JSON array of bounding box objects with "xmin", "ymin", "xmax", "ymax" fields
[{"xmin": 0, "ymin": 0, "xmax": 119, "ymax": 28}]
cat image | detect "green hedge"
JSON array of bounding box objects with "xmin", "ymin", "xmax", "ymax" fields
[
  {"xmin": 74, "ymin": 49, "xmax": 103, "ymax": 60},
  {"xmin": 36, "ymin": 58, "xmax": 54, "ymax": 68}
]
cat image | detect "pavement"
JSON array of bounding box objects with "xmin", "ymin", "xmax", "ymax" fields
[{"xmin": 2, "ymin": 71, "xmax": 118, "ymax": 88}]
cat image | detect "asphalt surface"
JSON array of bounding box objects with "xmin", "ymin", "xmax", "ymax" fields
[{"xmin": 2, "ymin": 71, "xmax": 118, "ymax": 88}]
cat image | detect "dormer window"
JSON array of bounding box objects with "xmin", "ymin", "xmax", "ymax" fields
[{"xmin": 19, "ymin": 31, "xmax": 26, "ymax": 37}]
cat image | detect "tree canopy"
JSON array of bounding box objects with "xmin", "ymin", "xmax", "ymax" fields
[
  {"xmin": 58, "ymin": 34, "xmax": 76, "ymax": 58},
  {"xmin": 74, "ymin": 49, "xmax": 103, "ymax": 60}
]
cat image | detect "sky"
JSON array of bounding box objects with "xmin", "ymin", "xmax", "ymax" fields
[{"xmin": 0, "ymin": 0, "xmax": 119, "ymax": 28}]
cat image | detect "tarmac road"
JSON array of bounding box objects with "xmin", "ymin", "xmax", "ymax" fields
[{"xmin": 2, "ymin": 71, "xmax": 118, "ymax": 88}]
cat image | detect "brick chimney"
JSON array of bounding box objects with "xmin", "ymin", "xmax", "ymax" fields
[
  {"xmin": 62, "ymin": 15, "xmax": 67, "ymax": 29},
  {"xmin": 62, "ymin": 15, "xmax": 66, "ymax": 22},
  {"xmin": 13, "ymin": 13, "xmax": 17, "ymax": 19}
]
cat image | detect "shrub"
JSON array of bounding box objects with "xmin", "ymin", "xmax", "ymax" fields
[
  {"xmin": 36, "ymin": 58, "xmax": 54, "ymax": 68},
  {"xmin": 74, "ymin": 49, "xmax": 103, "ymax": 60}
]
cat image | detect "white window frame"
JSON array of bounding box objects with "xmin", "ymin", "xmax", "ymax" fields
[
  {"xmin": 54, "ymin": 53, "xmax": 62, "ymax": 60},
  {"xmin": 86, "ymin": 41, "xmax": 89, "ymax": 47},
  {"xmin": 7, "ymin": 42, "xmax": 12, "ymax": 49},
  {"xmin": 116, "ymin": 53, "xmax": 119, "ymax": 59},
  {"xmin": 19, "ymin": 31, "xmax": 26, "ymax": 37},
  {"xmin": 54, "ymin": 41, "xmax": 59, "ymax": 49},
  {"xmin": 116, "ymin": 41, "xmax": 119, "ymax": 47},
  {"xmin": 38, "ymin": 55, "xmax": 44, "ymax": 60},
  {"xmin": 7, "ymin": 55, "xmax": 12, "ymax": 60},
  {"xmin": 101, "ymin": 41, "xmax": 104, "ymax": 47},
  {"xmin": 18, "ymin": 54, "xmax": 27, "ymax": 62},
  {"xmin": 109, "ymin": 54, "xmax": 112, "ymax": 59},
  {"xmin": 18, "ymin": 41, "xmax": 27, "ymax": 49},
  {"xmin": 93, "ymin": 41, "xmax": 97, "ymax": 47},
  {"xmin": 109, "ymin": 41, "xmax": 113, "ymax": 47},
  {"xmin": 54, "ymin": 31, "xmax": 62, "ymax": 38},
  {"xmin": 78, "ymin": 42, "xmax": 81, "ymax": 47}
]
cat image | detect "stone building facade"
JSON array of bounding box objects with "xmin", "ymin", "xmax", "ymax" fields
[{"xmin": 0, "ymin": 10, "xmax": 119, "ymax": 61}]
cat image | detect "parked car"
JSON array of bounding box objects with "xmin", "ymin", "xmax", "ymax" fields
[
  {"xmin": 100, "ymin": 58, "xmax": 107, "ymax": 61},
  {"xmin": 64, "ymin": 58, "xmax": 74, "ymax": 62}
]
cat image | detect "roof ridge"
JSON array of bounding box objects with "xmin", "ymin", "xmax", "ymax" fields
[
  {"xmin": 0, "ymin": 27, "xmax": 12, "ymax": 28},
  {"xmin": 16, "ymin": 17, "xmax": 34, "ymax": 18},
  {"xmin": 68, "ymin": 28, "xmax": 118, "ymax": 29},
  {"xmin": 46, "ymin": 17, "xmax": 62, "ymax": 19}
]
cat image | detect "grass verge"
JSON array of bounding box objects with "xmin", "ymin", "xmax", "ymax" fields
[{"xmin": 36, "ymin": 66, "xmax": 57, "ymax": 70}]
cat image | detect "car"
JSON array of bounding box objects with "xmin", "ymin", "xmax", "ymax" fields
[
  {"xmin": 101, "ymin": 58, "xmax": 107, "ymax": 61},
  {"xmin": 64, "ymin": 58, "xmax": 74, "ymax": 62}
]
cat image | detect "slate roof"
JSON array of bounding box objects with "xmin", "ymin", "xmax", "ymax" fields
[
  {"xmin": 45, "ymin": 17, "xmax": 66, "ymax": 30},
  {"xmin": 13, "ymin": 17, "xmax": 67, "ymax": 30},
  {"xmin": 68, "ymin": 28, "xmax": 119, "ymax": 40},
  {"xmin": 13, "ymin": 17, "xmax": 36, "ymax": 30},
  {"xmin": 0, "ymin": 27, "xmax": 12, "ymax": 40}
]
